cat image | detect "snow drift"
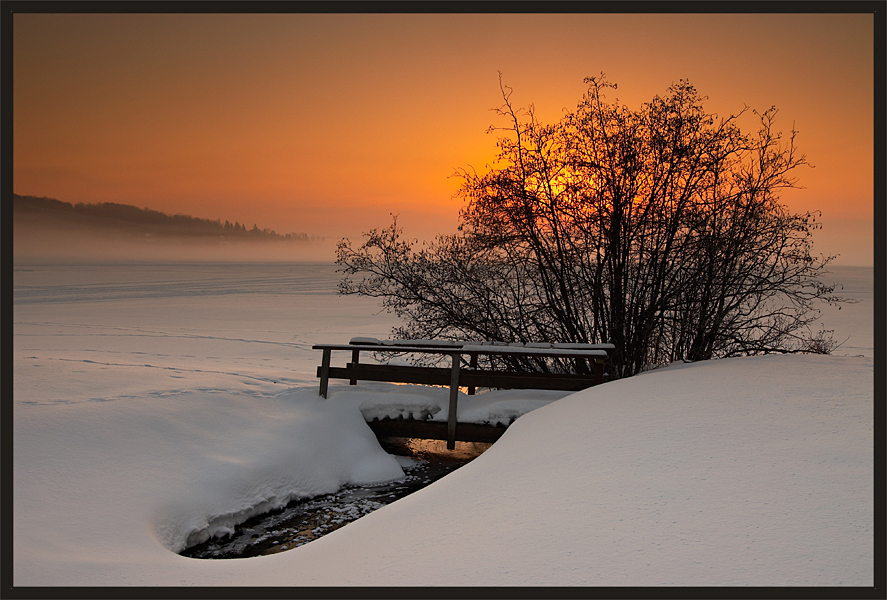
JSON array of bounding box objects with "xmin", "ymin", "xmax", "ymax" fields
[{"xmin": 13, "ymin": 355, "xmax": 872, "ymax": 587}]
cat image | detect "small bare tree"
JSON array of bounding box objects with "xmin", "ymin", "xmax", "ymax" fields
[{"xmin": 337, "ymin": 75, "xmax": 848, "ymax": 378}]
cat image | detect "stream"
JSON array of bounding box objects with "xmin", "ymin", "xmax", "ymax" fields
[{"xmin": 180, "ymin": 438, "xmax": 490, "ymax": 559}]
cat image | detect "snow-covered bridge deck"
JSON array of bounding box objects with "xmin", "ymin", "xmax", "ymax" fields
[{"xmin": 313, "ymin": 338, "xmax": 614, "ymax": 448}]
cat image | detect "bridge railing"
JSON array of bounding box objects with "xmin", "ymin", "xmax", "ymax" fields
[{"xmin": 312, "ymin": 339, "xmax": 614, "ymax": 449}]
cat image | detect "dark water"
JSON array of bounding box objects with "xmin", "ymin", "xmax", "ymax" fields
[{"xmin": 181, "ymin": 438, "xmax": 490, "ymax": 559}]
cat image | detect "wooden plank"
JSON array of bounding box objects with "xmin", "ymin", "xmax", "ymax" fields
[
  {"xmin": 316, "ymin": 363, "xmax": 605, "ymax": 391},
  {"xmin": 459, "ymin": 370, "xmax": 600, "ymax": 391},
  {"xmin": 510, "ymin": 369, "xmax": 604, "ymax": 388},
  {"xmin": 318, "ymin": 364, "xmax": 452, "ymax": 386},
  {"xmin": 365, "ymin": 418, "xmax": 508, "ymax": 443}
]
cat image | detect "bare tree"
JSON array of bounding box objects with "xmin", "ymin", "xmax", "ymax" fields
[{"xmin": 337, "ymin": 75, "xmax": 848, "ymax": 378}]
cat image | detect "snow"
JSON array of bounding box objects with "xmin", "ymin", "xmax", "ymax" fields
[
  {"xmin": 349, "ymin": 338, "xmax": 616, "ymax": 351},
  {"xmin": 320, "ymin": 341, "xmax": 609, "ymax": 357},
  {"xmin": 327, "ymin": 381, "xmax": 570, "ymax": 426},
  {"xmin": 350, "ymin": 337, "xmax": 463, "ymax": 347},
  {"xmin": 11, "ymin": 261, "xmax": 874, "ymax": 587}
]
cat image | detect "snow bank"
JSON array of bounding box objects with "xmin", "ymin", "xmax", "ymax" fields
[
  {"xmin": 262, "ymin": 354, "xmax": 873, "ymax": 587},
  {"xmin": 14, "ymin": 355, "xmax": 872, "ymax": 587},
  {"xmin": 14, "ymin": 388, "xmax": 403, "ymax": 561}
]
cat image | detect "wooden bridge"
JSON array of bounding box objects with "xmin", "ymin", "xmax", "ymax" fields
[{"xmin": 314, "ymin": 339, "xmax": 614, "ymax": 449}]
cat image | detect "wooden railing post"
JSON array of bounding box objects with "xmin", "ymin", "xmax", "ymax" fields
[
  {"xmin": 594, "ymin": 358, "xmax": 604, "ymax": 385},
  {"xmin": 350, "ymin": 348, "xmax": 360, "ymax": 385},
  {"xmin": 319, "ymin": 348, "xmax": 332, "ymax": 398},
  {"xmin": 447, "ymin": 351, "xmax": 461, "ymax": 449},
  {"xmin": 467, "ymin": 352, "xmax": 478, "ymax": 395}
]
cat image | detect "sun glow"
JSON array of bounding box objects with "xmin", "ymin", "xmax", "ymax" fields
[{"xmin": 12, "ymin": 12, "xmax": 874, "ymax": 264}]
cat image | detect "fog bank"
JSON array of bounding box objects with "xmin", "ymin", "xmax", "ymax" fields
[{"xmin": 14, "ymin": 222, "xmax": 337, "ymax": 263}]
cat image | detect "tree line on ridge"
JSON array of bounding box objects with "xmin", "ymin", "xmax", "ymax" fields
[{"xmin": 13, "ymin": 194, "xmax": 316, "ymax": 241}]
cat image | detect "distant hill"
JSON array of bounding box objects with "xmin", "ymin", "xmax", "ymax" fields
[{"xmin": 12, "ymin": 194, "xmax": 318, "ymax": 242}]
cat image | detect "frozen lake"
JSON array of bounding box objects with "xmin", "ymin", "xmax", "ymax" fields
[
  {"xmin": 814, "ymin": 265, "xmax": 875, "ymax": 357},
  {"xmin": 14, "ymin": 261, "xmax": 873, "ymax": 405},
  {"xmin": 13, "ymin": 261, "xmax": 404, "ymax": 403}
]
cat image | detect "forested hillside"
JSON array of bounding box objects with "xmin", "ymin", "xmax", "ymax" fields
[{"xmin": 13, "ymin": 194, "xmax": 316, "ymax": 241}]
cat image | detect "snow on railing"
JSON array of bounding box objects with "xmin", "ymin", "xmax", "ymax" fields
[{"xmin": 349, "ymin": 337, "xmax": 615, "ymax": 351}]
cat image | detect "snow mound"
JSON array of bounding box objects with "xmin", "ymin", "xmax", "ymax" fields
[{"xmin": 277, "ymin": 354, "xmax": 873, "ymax": 586}]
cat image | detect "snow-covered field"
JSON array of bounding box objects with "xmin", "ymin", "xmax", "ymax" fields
[{"xmin": 12, "ymin": 261, "xmax": 874, "ymax": 587}]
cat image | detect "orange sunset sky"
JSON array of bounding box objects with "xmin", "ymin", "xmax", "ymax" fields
[{"xmin": 13, "ymin": 11, "xmax": 876, "ymax": 265}]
